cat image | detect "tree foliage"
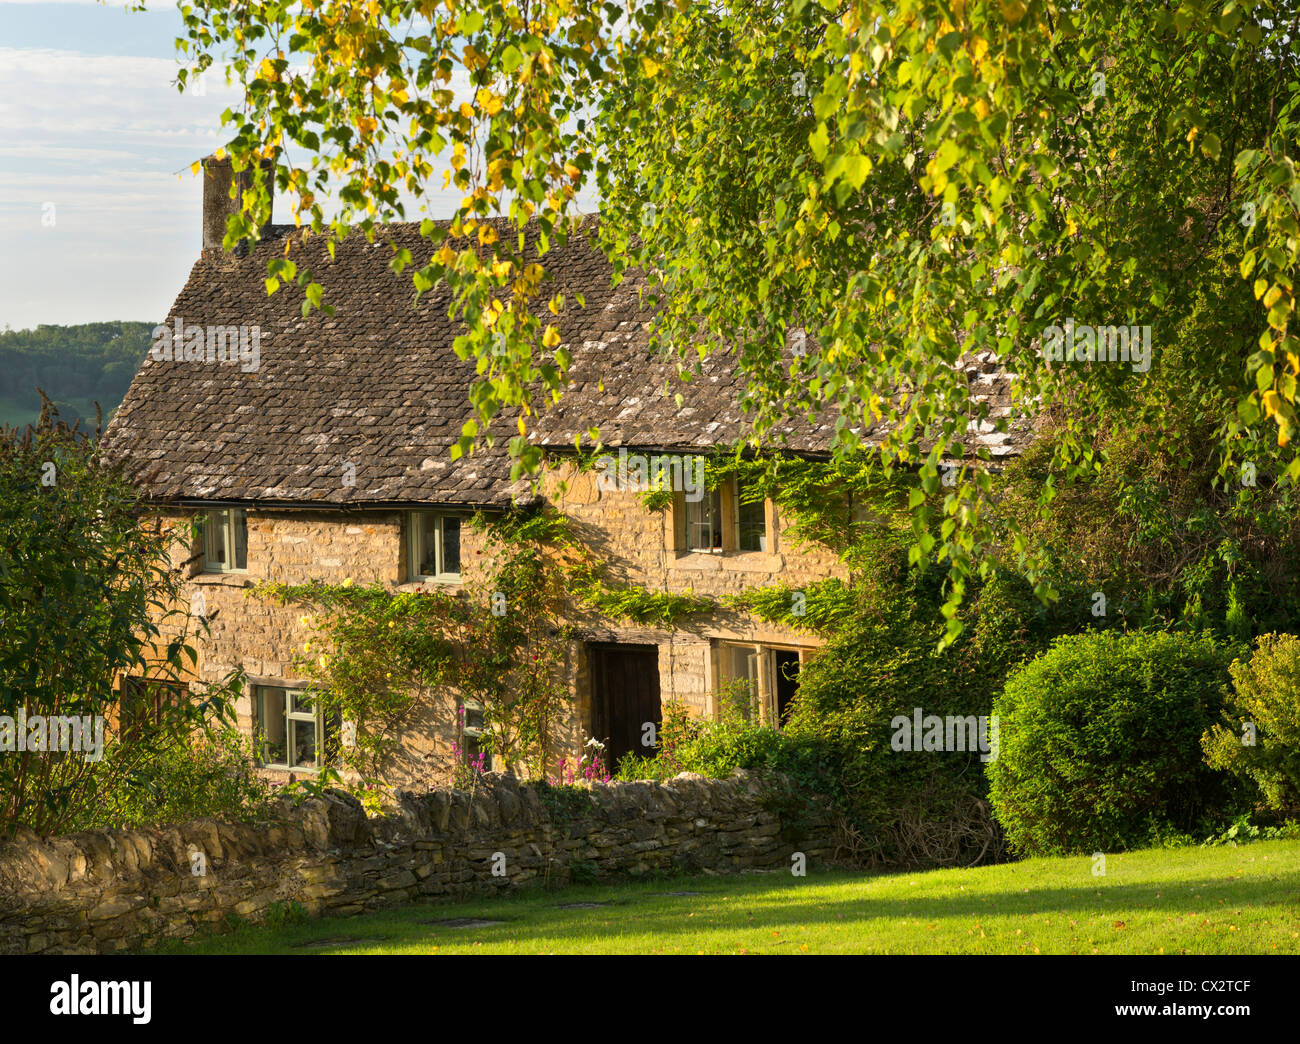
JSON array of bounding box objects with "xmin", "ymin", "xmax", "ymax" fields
[
  {"xmin": 169, "ymin": 0, "xmax": 1300, "ymax": 636},
  {"xmin": 0, "ymin": 402, "xmax": 240, "ymax": 835}
]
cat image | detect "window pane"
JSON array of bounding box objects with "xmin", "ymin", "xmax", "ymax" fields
[
  {"xmin": 292, "ymin": 690, "xmax": 313, "ymax": 713},
  {"xmin": 290, "ymin": 717, "xmax": 318, "ymax": 769},
  {"xmin": 686, "ymin": 490, "xmax": 722, "ymax": 551},
  {"xmin": 440, "ymin": 516, "xmax": 461, "ymax": 575},
  {"xmin": 232, "ymin": 509, "xmax": 248, "ymax": 569},
  {"xmin": 737, "ymin": 486, "xmax": 767, "ymax": 552},
  {"xmin": 258, "ymin": 687, "xmax": 286, "ymax": 764},
  {"xmin": 204, "ymin": 511, "xmax": 226, "ymax": 568},
  {"xmin": 416, "ymin": 512, "xmax": 436, "ymax": 574}
]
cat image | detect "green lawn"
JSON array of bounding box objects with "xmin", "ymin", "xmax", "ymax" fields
[{"xmin": 154, "ymin": 840, "xmax": 1300, "ymax": 955}]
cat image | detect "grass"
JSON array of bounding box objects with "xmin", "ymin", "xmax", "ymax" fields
[{"xmin": 152, "ymin": 840, "xmax": 1300, "ymax": 955}]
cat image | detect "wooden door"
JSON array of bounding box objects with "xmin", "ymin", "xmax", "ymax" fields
[{"xmin": 589, "ymin": 643, "xmax": 661, "ymax": 770}]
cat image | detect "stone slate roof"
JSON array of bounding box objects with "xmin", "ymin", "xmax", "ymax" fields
[
  {"xmin": 528, "ymin": 319, "xmax": 1031, "ymax": 461},
  {"xmin": 102, "ymin": 219, "xmax": 623, "ymax": 507},
  {"xmin": 103, "ymin": 217, "xmax": 1032, "ymax": 508}
]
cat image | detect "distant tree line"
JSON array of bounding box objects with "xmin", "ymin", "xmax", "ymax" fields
[{"xmin": 0, "ymin": 322, "xmax": 153, "ymax": 431}]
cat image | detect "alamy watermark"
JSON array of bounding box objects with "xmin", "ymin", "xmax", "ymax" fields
[
  {"xmin": 890, "ymin": 708, "xmax": 999, "ymax": 762},
  {"xmin": 151, "ymin": 318, "xmax": 261, "ymax": 372},
  {"xmin": 1041, "ymin": 319, "xmax": 1152, "ymax": 373},
  {"xmin": 595, "ymin": 448, "xmax": 705, "ymax": 503},
  {"xmin": 50, "ymin": 976, "xmax": 150, "ymax": 1024},
  {"xmin": 0, "ymin": 707, "xmax": 105, "ymax": 761}
]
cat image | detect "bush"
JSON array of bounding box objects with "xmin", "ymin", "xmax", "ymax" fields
[
  {"xmin": 69, "ymin": 726, "xmax": 275, "ymax": 832},
  {"xmin": 989, "ymin": 630, "xmax": 1246, "ymax": 856},
  {"xmin": 773, "ymin": 567, "xmax": 1084, "ymax": 868},
  {"xmin": 1203, "ymin": 633, "xmax": 1300, "ymax": 813}
]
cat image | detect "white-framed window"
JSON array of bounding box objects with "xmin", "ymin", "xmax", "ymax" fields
[
  {"xmin": 202, "ymin": 508, "xmax": 248, "ymax": 572},
  {"xmin": 685, "ymin": 488, "xmax": 723, "ymax": 552},
  {"xmin": 735, "ymin": 480, "xmax": 768, "ymax": 551},
  {"xmin": 408, "ymin": 511, "xmax": 462, "ymax": 581},
  {"xmin": 716, "ymin": 642, "xmax": 805, "ymax": 727},
  {"xmin": 255, "ymin": 685, "xmax": 329, "ymax": 770}
]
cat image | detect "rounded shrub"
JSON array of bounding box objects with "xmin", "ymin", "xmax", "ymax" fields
[{"xmin": 988, "ymin": 629, "xmax": 1244, "ymax": 856}]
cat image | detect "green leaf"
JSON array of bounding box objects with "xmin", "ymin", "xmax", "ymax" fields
[{"xmin": 809, "ymin": 123, "xmax": 830, "ymax": 163}]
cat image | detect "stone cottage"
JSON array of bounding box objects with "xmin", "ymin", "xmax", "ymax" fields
[{"xmin": 101, "ymin": 157, "xmax": 1026, "ymax": 787}]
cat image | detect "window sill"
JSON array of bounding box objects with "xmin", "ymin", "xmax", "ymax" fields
[
  {"xmin": 193, "ymin": 572, "xmax": 253, "ymax": 586},
  {"xmin": 398, "ymin": 577, "xmax": 463, "ymax": 591},
  {"xmin": 671, "ymin": 550, "xmax": 781, "ymax": 572}
]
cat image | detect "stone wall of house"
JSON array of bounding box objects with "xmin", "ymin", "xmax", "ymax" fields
[
  {"xmin": 546, "ymin": 461, "xmax": 837, "ymax": 720},
  {"xmin": 149, "ymin": 508, "xmax": 531, "ymax": 789},
  {"xmin": 0, "ymin": 772, "xmax": 838, "ymax": 954},
  {"xmin": 135, "ymin": 459, "xmax": 846, "ymax": 787}
]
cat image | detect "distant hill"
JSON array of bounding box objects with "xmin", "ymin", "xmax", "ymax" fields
[{"xmin": 0, "ymin": 322, "xmax": 153, "ymax": 433}]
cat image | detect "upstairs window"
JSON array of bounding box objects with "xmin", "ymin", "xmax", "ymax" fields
[
  {"xmin": 685, "ymin": 488, "xmax": 723, "ymax": 552},
  {"xmin": 202, "ymin": 508, "xmax": 247, "ymax": 572},
  {"xmin": 408, "ymin": 511, "xmax": 462, "ymax": 581}
]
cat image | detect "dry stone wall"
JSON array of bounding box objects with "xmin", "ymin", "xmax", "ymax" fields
[{"xmin": 0, "ymin": 770, "xmax": 836, "ymax": 955}]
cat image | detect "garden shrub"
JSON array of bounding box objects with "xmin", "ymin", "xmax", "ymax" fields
[
  {"xmin": 1203, "ymin": 633, "xmax": 1300, "ymax": 814},
  {"xmin": 774, "ymin": 561, "xmax": 1089, "ymax": 868},
  {"xmin": 989, "ymin": 629, "xmax": 1247, "ymax": 856},
  {"xmin": 71, "ymin": 725, "xmax": 276, "ymax": 832}
]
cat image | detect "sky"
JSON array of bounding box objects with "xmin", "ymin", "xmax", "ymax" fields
[
  {"xmin": 0, "ymin": 0, "xmax": 559, "ymax": 334},
  {"xmin": 0, "ymin": 0, "xmax": 252, "ymax": 331}
]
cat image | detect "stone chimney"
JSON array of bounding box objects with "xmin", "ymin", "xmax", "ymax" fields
[{"xmin": 201, "ymin": 154, "xmax": 274, "ymax": 257}]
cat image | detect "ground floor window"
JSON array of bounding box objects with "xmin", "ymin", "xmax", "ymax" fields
[
  {"xmin": 459, "ymin": 699, "xmax": 492, "ymax": 772},
  {"xmin": 255, "ymin": 685, "xmax": 335, "ymax": 770},
  {"xmin": 715, "ymin": 641, "xmax": 805, "ymax": 726},
  {"xmin": 119, "ymin": 676, "xmax": 188, "ymax": 741}
]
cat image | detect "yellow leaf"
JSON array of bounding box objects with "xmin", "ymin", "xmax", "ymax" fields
[
  {"xmin": 641, "ymin": 56, "xmax": 661, "ymax": 77},
  {"xmin": 476, "ymin": 88, "xmax": 503, "ymax": 116},
  {"xmin": 542, "ymin": 325, "xmax": 561, "ymax": 348},
  {"xmin": 998, "ymin": 0, "xmax": 1026, "ymax": 24},
  {"xmin": 459, "ymin": 102, "xmax": 475, "ymax": 119},
  {"xmin": 1065, "ymin": 216, "xmax": 1078, "ymax": 236},
  {"xmin": 190, "ymin": 160, "xmax": 202, "ymax": 176}
]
